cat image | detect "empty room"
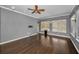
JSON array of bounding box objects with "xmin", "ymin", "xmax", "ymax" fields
[{"xmin": 0, "ymin": 5, "xmax": 79, "ymax": 54}]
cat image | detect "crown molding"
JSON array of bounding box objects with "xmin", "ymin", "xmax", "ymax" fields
[
  {"xmin": 39, "ymin": 15, "xmax": 69, "ymax": 22},
  {"xmin": 69, "ymin": 5, "xmax": 79, "ymax": 18},
  {"xmin": 0, "ymin": 6, "xmax": 39, "ymax": 20}
]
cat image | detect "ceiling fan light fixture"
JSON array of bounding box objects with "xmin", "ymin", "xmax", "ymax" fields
[{"xmin": 28, "ymin": 5, "xmax": 45, "ymax": 14}]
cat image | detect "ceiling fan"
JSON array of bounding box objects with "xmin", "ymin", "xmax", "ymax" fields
[{"xmin": 27, "ymin": 5, "xmax": 45, "ymax": 14}]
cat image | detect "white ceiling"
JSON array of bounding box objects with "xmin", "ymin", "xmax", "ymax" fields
[{"xmin": 1, "ymin": 5, "xmax": 75, "ymax": 19}]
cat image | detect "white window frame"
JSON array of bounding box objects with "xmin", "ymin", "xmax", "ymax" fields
[
  {"xmin": 40, "ymin": 19, "xmax": 67, "ymax": 34},
  {"xmin": 71, "ymin": 14, "xmax": 76, "ymax": 38},
  {"xmin": 51, "ymin": 19, "xmax": 67, "ymax": 33}
]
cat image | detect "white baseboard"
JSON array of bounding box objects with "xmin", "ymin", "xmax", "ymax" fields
[
  {"xmin": 39, "ymin": 32, "xmax": 70, "ymax": 38},
  {"xmin": 70, "ymin": 33, "xmax": 79, "ymax": 53},
  {"xmin": 0, "ymin": 33, "xmax": 38, "ymax": 45},
  {"xmin": 70, "ymin": 38, "xmax": 79, "ymax": 53}
]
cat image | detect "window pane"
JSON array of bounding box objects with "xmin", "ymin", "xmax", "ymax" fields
[
  {"xmin": 41, "ymin": 21, "xmax": 50, "ymax": 31},
  {"xmin": 71, "ymin": 15, "xmax": 76, "ymax": 37},
  {"xmin": 52, "ymin": 20, "xmax": 66, "ymax": 33}
]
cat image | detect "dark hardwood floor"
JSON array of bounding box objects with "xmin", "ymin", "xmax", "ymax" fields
[{"xmin": 0, "ymin": 34, "xmax": 78, "ymax": 54}]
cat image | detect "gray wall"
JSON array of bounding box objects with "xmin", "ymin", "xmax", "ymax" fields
[
  {"xmin": 76, "ymin": 9, "xmax": 79, "ymax": 37},
  {"xmin": 70, "ymin": 7, "xmax": 79, "ymax": 53},
  {"xmin": 0, "ymin": 8, "xmax": 1, "ymax": 42},
  {"xmin": 0, "ymin": 8, "xmax": 38, "ymax": 43}
]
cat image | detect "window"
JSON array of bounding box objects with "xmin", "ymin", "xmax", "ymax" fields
[
  {"xmin": 52, "ymin": 20, "xmax": 66, "ymax": 33},
  {"xmin": 40, "ymin": 19, "xmax": 67, "ymax": 33},
  {"xmin": 41, "ymin": 21, "xmax": 50, "ymax": 31},
  {"xmin": 71, "ymin": 15, "xmax": 76, "ymax": 37}
]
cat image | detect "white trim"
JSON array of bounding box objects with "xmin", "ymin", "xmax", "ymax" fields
[
  {"xmin": 0, "ymin": 6, "xmax": 38, "ymax": 19},
  {"xmin": 76, "ymin": 38, "xmax": 79, "ymax": 43},
  {"xmin": 71, "ymin": 33, "xmax": 75, "ymax": 38},
  {"xmin": 70, "ymin": 33, "xmax": 79, "ymax": 53},
  {"xmin": 48, "ymin": 33, "xmax": 70, "ymax": 38},
  {"xmin": 0, "ymin": 33, "xmax": 38, "ymax": 45},
  {"xmin": 70, "ymin": 38, "xmax": 79, "ymax": 53},
  {"xmin": 39, "ymin": 32, "xmax": 70, "ymax": 38}
]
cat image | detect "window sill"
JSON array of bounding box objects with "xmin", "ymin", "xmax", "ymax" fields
[{"xmin": 76, "ymin": 37, "xmax": 79, "ymax": 43}]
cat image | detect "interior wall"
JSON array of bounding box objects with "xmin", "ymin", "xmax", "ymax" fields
[
  {"xmin": 0, "ymin": 8, "xmax": 1, "ymax": 42},
  {"xmin": 76, "ymin": 9, "xmax": 79, "ymax": 38},
  {"xmin": 0, "ymin": 8, "xmax": 38, "ymax": 43},
  {"xmin": 70, "ymin": 6, "xmax": 79, "ymax": 53},
  {"xmin": 66, "ymin": 16, "xmax": 71, "ymax": 34}
]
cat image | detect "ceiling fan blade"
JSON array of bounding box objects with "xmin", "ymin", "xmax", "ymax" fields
[
  {"xmin": 27, "ymin": 8, "xmax": 33, "ymax": 10},
  {"xmin": 37, "ymin": 10, "xmax": 41, "ymax": 14},
  {"xmin": 39, "ymin": 9, "xmax": 45, "ymax": 11},
  {"xmin": 28, "ymin": 5, "xmax": 44, "ymax": 14},
  {"xmin": 32, "ymin": 10, "xmax": 36, "ymax": 14}
]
